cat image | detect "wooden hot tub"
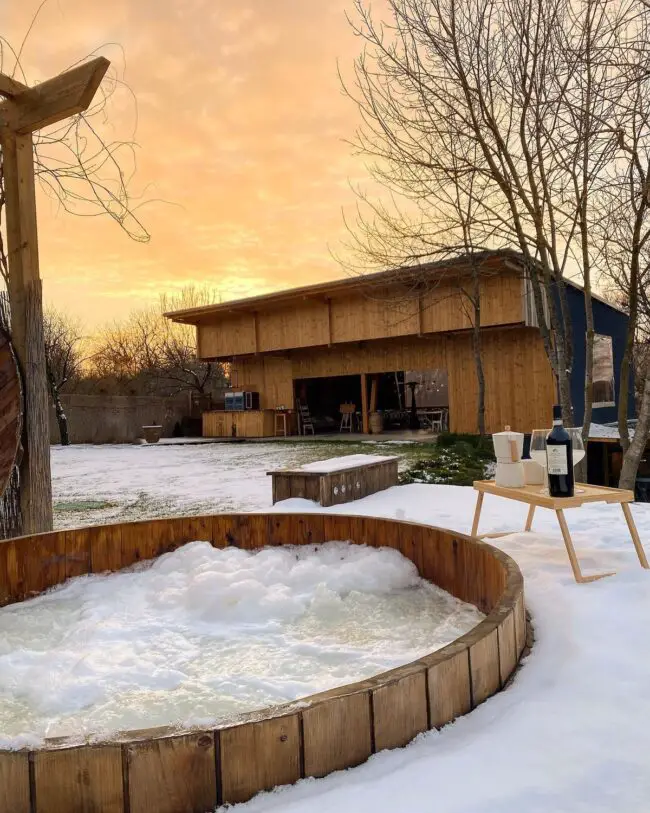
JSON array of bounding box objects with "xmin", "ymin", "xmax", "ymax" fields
[{"xmin": 0, "ymin": 513, "xmax": 525, "ymax": 812}]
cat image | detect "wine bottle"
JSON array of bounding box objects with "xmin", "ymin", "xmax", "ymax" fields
[{"xmin": 546, "ymin": 405, "xmax": 574, "ymax": 498}]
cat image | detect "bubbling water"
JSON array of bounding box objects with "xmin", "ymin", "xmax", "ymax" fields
[{"xmin": 0, "ymin": 541, "xmax": 484, "ymax": 748}]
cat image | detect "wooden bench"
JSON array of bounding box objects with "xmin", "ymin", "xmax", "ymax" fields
[{"xmin": 268, "ymin": 454, "xmax": 400, "ymax": 506}]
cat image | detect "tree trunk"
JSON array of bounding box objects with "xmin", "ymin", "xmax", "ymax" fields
[
  {"xmin": 582, "ymin": 318, "xmax": 596, "ymax": 444},
  {"xmin": 473, "ymin": 323, "xmax": 486, "ymax": 436},
  {"xmin": 2, "ymin": 133, "xmax": 53, "ymax": 534},
  {"xmin": 470, "ymin": 276, "xmax": 485, "ymax": 436},
  {"xmin": 619, "ymin": 371, "xmax": 650, "ymax": 491},
  {"xmin": 47, "ymin": 370, "xmax": 69, "ymax": 446},
  {"xmin": 580, "ymin": 299, "xmax": 595, "ymax": 484},
  {"xmin": 618, "ymin": 308, "xmax": 637, "ymax": 455},
  {"xmin": 55, "ymin": 404, "xmax": 69, "ymax": 446},
  {"xmin": 555, "ymin": 340, "xmax": 574, "ymax": 428},
  {"xmin": 526, "ymin": 262, "xmax": 574, "ymax": 425},
  {"xmin": 618, "ymin": 224, "xmax": 641, "ymax": 454}
]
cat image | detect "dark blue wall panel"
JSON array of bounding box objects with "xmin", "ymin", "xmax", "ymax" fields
[{"xmin": 557, "ymin": 285, "xmax": 632, "ymax": 426}]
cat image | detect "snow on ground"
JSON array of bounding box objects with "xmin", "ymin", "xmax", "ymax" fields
[
  {"xmin": 51, "ymin": 441, "xmax": 423, "ymax": 529},
  {"xmin": 298, "ymin": 454, "xmax": 396, "ymax": 472},
  {"xmin": 49, "ymin": 447, "xmax": 650, "ymax": 811},
  {"xmin": 227, "ymin": 484, "xmax": 650, "ymax": 813},
  {"xmin": 0, "ymin": 541, "xmax": 481, "ymax": 748}
]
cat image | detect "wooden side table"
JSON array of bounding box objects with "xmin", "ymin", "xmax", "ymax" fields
[{"xmin": 472, "ymin": 480, "xmax": 649, "ymax": 584}]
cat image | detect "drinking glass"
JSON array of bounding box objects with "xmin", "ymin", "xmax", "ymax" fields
[
  {"xmin": 567, "ymin": 427, "xmax": 586, "ymax": 493},
  {"xmin": 529, "ymin": 430, "xmax": 550, "ymax": 493}
]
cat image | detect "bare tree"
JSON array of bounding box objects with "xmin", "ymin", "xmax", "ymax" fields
[
  {"xmin": 157, "ymin": 286, "xmax": 225, "ymax": 399},
  {"xmin": 345, "ymin": 0, "xmax": 643, "ymax": 436},
  {"xmin": 587, "ymin": 10, "xmax": 650, "ymax": 488},
  {"xmin": 88, "ymin": 286, "xmax": 226, "ymax": 400},
  {"xmin": 341, "ymin": 159, "xmax": 493, "ymax": 434},
  {"xmin": 43, "ymin": 309, "xmax": 84, "ymax": 445}
]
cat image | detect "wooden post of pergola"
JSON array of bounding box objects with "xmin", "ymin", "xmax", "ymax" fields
[{"xmin": 0, "ymin": 58, "xmax": 109, "ymax": 534}]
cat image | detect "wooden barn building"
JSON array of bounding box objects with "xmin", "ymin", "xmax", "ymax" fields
[{"xmin": 166, "ymin": 250, "xmax": 630, "ymax": 438}]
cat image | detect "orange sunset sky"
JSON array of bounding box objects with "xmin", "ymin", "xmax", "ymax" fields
[{"xmin": 4, "ymin": 0, "xmax": 372, "ymax": 327}]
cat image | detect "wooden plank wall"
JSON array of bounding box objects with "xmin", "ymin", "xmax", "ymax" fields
[
  {"xmin": 447, "ymin": 328, "xmax": 556, "ymax": 433},
  {"xmin": 198, "ymin": 270, "xmax": 525, "ymax": 359},
  {"xmin": 289, "ymin": 334, "xmax": 448, "ymax": 379},
  {"xmin": 199, "ymin": 313, "xmax": 256, "ymax": 358},
  {"xmin": 258, "ymin": 299, "xmax": 329, "ymax": 351},
  {"xmin": 330, "ymin": 288, "xmax": 420, "ymax": 342},
  {"xmin": 231, "ymin": 356, "xmax": 294, "ymax": 410},
  {"xmin": 420, "ymin": 273, "xmax": 523, "ymax": 333},
  {"xmin": 202, "ymin": 411, "xmax": 276, "ymax": 438},
  {"xmin": 0, "ymin": 514, "xmax": 525, "ymax": 811},
  {"xmin": 231, "ymin": 327, "xmax": 555, "ymax": 434}
]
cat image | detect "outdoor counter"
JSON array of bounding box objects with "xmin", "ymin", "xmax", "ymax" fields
[{"xmin": 203, "ymin": 410, "xmax": 280, "ymax": 438}]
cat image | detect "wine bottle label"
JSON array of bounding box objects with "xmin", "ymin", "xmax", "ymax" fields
[{"xmin": 546, "ymin": 445, "xmax": 568, "ymax": 475}]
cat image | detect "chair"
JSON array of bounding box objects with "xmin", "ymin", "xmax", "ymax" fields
[
  {"xmin": 430, "ymin": 409, "xmax": 444, "ymax": 434},
  {"xmin": 296, "ymin": 399, "xmax": 315, "ymax": 435},
  {"xmin": 340, "ymin": 403, "xmax": 356, "ymax": 432}
]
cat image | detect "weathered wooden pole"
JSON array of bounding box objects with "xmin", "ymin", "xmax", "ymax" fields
[
  {"xmin": 0, "ymin": 58, "xmax": 109, "ymax": 534},
  {"xmin": 1, "ymin": 131, "xmax": 52, "ymax": 532}
]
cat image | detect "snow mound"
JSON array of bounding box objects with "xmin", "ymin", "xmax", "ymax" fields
[
  {"xmin": 0, "ymin": 540, "xmax": 483, "ymax": 748},
  {"xmin": 298, "ymin": 454, "xmax": 396, "ymax": 473}
]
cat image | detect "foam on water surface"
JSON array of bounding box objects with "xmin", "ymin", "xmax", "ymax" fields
[{"xmin": 0, "ymin": 540, "xmax": 483, "ymax": 748}]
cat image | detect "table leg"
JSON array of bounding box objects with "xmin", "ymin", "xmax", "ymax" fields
[
  {"xmin": 621, "ymin": 502, "xmax": 650, "ymax": 569},
  {"xmin": 525, "ymin": 504, "xmax": 536, "ymax": 532},
  {"xmin": 482, "ymin": 502, "xmax": 535, "ymax": 539},
  {"xmin": 556, "ymin": 508, "xmax": 615, "ymax": 584},
  {"xmin": 471, "ymin": 492, "xmax": 484, "ymax": 537}
]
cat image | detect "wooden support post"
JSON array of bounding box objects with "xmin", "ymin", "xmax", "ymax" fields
[
  {"xmin": 253, "ymin": 312, "xmax": 259, "ymax": 355},
  {"xmin": 326, "ymin": 298, "xmax": 333, "ymax": 347},
  {"xmin": 361, "ymin": 373, "xmax": 369, "ymax": 434},
  {"xmin": 1, "ymin": 132, "xmax": 53, "ymax": 533},
  {"xmin": 369, "ymin": 375, "xmax": 378, "ymax": 414},
  {"xmin": 0, "ymin": 57, "xmax": 109, "ymax": 532}
]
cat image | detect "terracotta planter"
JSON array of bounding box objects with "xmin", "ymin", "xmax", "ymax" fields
[{"xmin": 142, "ymin": 425, "xmax": 163, "ymax": 444}]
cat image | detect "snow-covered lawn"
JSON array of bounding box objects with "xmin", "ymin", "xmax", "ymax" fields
[{"xmin": 50, "ymin": 441, "xmax": 425, "ymax": 529}]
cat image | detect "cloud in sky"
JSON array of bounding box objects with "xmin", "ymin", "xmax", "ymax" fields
[{"xmin": 4, "ymin": 0, "xmax": 372, "ymax": 326}]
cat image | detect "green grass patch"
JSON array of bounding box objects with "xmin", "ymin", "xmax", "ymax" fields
[
  {"xmin": 399, "ymin": 434, "xmax": 494, "ymax": 486},
  {"xmin": 54, "ymin": 500, "xmax": 117, "ymax": 513}
]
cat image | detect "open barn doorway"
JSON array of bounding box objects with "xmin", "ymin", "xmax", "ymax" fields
[
  {"xmin": 293, "ymin": 370, "xmax": 448, "ymax": 434},
  {"xmin": 294, "ymin": 375, "xmax": 362, "ymax": 433}
]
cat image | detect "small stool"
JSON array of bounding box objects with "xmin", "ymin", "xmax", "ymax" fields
[{"xmin": 275, "ymin": 411, "xmax": 288, "ymax": 437}]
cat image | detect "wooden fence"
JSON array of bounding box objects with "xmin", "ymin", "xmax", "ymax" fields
[{"xmin": 0, "ymin": 513, "xmax": 526, "ymax": 813}]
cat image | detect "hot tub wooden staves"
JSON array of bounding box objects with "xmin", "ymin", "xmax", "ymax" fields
[{"xmin": 0, "ymin": 513, "xmax": 526, "ymax": 813}]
